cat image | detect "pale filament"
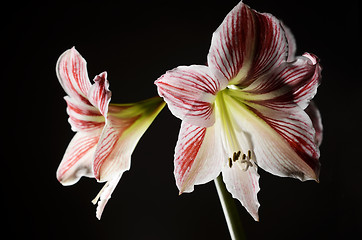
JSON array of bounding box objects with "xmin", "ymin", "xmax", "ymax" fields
[{"xmin": 228, "ymin": 150, "xmax": 253, "ymax": 171}]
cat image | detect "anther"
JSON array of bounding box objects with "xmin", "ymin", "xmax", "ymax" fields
[
  {"xmin": 236, "ymin": 151, "xmax": 241, "ymax": 160},
  {"xmin": 233, "ymin": 152, "xmax": 237, "ymax": 161},
  {"xmin": 229, "ymin": 150, "xmax": 253, "ymax": 170},
  {"xmin": 232, "ymin": 151, "xmax": 242, "ymax": 162},
  {"xmin": 228, "ymin": 158, "xmax": 233, "ymax": 168}
]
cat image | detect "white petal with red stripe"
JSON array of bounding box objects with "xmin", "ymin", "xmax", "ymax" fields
[
  {"xmin": 222, "ymin": 164, "xmax": 260, "ymax": 221},
  {"xmin": 207, "ymin": 2, "xmax": 288, "ymax": 86},
  {"xmin": 93, "ymin": 98, "xmax": 166, "ymax": 181},
  {"xmin": 305, "ymin": 101, "xmax": 323, "ymax": 147},
  {"xmin": 282, "ymin": 23, "xmax": 297, "ymax": 61},
  {"xmin": 56, "ymin": 130, "xmax": 102, "ymax": 185},
  {"xmin": 223, "ymin": 93, "xmax": 319, "ymax": 181},
  {"xmin": 93, "ymin": 114, "xmax": 138, "ymax": 181},
  {"xmin": 64, "ymin": 96, "xmax": 105, "ymax": 132},
  {"xmin": 155, "ymin": 65, "xmax": 228, "ymax": 128},
  {"xmin": 238, "ymin": 53, "xmax": 321, "ymax": 111},
  {"xmin": 56, "ymin": 47, "xmax": 92, "ymax": 105},
  {"xmin": 174, "ymin": 121, "xmax": 224, "ymax": 193},
  {"xmin": 88, "ymin": 72, "xmax": 112, "ymax": 118}
]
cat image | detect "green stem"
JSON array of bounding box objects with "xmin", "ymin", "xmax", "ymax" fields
[{"xmin": 214, "ymin": 175, "xmax": 246, "ymax": 240}]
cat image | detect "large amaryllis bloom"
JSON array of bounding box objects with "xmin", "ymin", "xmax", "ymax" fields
[
  {"xmin": 56, "ymin": 47, "xmax": 165, "ymax": 219},
  {"xmin": 155, "ymin": 1, "xmax": 322, "ymax": 221}
]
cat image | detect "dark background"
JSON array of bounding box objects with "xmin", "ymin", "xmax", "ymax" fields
[{"xmin": 2, "ymin": 0, "xmax": 361, "ymax": 239}]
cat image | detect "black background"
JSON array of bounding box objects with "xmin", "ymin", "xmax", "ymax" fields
[{"xmin": 2, "ymin": 0, "xmax": 361, "ymax": 239}]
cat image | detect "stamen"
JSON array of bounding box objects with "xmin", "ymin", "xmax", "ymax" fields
[
  {"xmin": 240, "ymin": 160, "xmax": 253, "ymax": 171},
  {"xmin": 236, "ymin": 151, "xmax": 241, "ymax": 160},
  {"xmin": 240, "ymin": 150, "xmax": 253, "ymax": 171},
  {"xmin": 228, "ymin": 150, "xmax": 253, "ymax": 171},
  {"xmin": 228, "ymin": 158, "xmax": 233, "ymax": 168}
]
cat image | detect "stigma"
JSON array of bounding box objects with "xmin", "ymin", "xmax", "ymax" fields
[{"xmin": 228, "ymin": 150, "xmax": 253, "ymax": 171}]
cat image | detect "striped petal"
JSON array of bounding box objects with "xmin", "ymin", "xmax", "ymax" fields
[
  {"xmin": 223, "ymin": 92, "xmax": 320, "ymax": 181},
  {"xmin": 88, "ymin": 72, "xmax": 112, "ymax": 118},
  {"xmin": 91, "ymin": 97, "xmax": 165, "ymax": 218},
  {"xmin": 92, "ymin": 111, "xmax": 139, "ymax": 181},
  {"xmin": 65, "ymin": 96, "xmax": 105, "ymax": 132},
  {"xmin": 56, "ymin": 130, "xmax": 102, "ymax": 186},
  {"xmin": 305, "ymin": 101, "xmax": 323, "ymax": 147},
  {"xmin": 56, "ymin": 47, "xmax": 92, "ymax": 105},
  {"xmin": 91, "ymin": 173, "xmax": 123, "ymax": 220},
  {"xmin": 207, "ymin": 1, "xmax": 288, "ymax": 86},
  {"xmin": 282, "ymin": 23, "xmax": 297, "ymax": 61},
  {"xmin": 222, "ymin": 164, "xmax": 260, "ymax": 221},
  {"xmin": 174, "ymin": 121, "xmax": 224, "ymax": 194},
  {"xmin": 155, "ymin": 65, "xmax": 228, "ymax": 128},
  {"xmin": 238, "ymin": 53, "xmax": 321, "ymax": 110},
  {"xmin": 93, "ymin": 97, "xmax": 166, "ymax": 181}
]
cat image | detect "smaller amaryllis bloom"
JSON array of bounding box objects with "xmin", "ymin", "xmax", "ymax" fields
[
  {"xmin": 155, "ymin": 1, "xmax": 322, "ymax": 221},
  {"xmin": 56, "ymin": 47, "xmax": 165, "ymax": 219}
]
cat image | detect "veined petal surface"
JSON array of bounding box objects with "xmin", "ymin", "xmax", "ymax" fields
[
  {"xmin": 239, "ymin": 53, "xmax": 321, "ymax": 110},
  {"xmin": 222, "ymin": 165, "xmax": 260, "ymax": 221},
  {"xmin": 93, "ymin": 97, "xmax": 166, "ymax": 181},
  {"xmin": 56, "ymin": 130, "xmax": 102, "ymax": 185},
  {"xmin": 223, "ymin": 92, "xmax": 319, "ymax": 181},
  {"xmin": 207, "ymin": 1, "xmax": 288, "ymax": 86},
  {"xmin": 64, "ymin": 96, "xmax": 105, "ymax": 132},
  {"xmin": 282, "ymin": 23, "xmax": 297, "ymax": 61},
  {"xmin": 174, "ymin": 122, "xmax": 224, "ymax": 193},
  {"xmin": 155, "ymin": 65, "xmax": 228, "ymax": 128},
  {"xmin": 305, "ymin": 101, "xmax": 323, "ymax": 147},
  {"xmin": 56, "ymin": 47, "xmax": 92, "ymax": 105},
  {"xmin": 88, "ymin": 72, "xmax": 112, "ymax": 118}
]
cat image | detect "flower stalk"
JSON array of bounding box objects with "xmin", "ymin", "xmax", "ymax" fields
[{"xmin": 214, "ymin": 175, "xmax": 246, "ymax": 240}]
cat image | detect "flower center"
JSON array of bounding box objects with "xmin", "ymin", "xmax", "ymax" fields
[{"xmin": 215, "ymin": 89, "xmax": 254, "ymax": 171}]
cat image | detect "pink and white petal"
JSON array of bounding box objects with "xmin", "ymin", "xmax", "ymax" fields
[
  {"xmin": 239, "ymin": 53, "xmax": 321, "ymax": 110},
  {"xmin": 305, "ymin": 101, "xmax": 323, "ymax": 147},
  {"xmin": 207, "ymin": 2, "xmax": 288, "ymax": 86},
  {"xmin": 292, "ymin": 53, "xmax": 321, "ymax": 109},
  {"xmin": 92, "ymin": 173, "xmax": 123, "ymax": 220},
  {"xmin": 280, "ymin": 22, "xmax": 297, "ymax": 62},
  {"xmin": 174, "ymin": 121, "xmax": 224, "ymax": 194},
  {"xmin": 222, "ymin": 164, "xmax": 260, "ymax": 221},
  {"xmin": 155, "ymin": 65, "xmax": 228, "ymax": 128},
  {"xmin": 92, "ymin": 116, "xmax": 138, "ymax": 182},
  {"xmin": 93, "ymin": 97, "xmax": 165, "ymax": 181},
  {"xmin": 56, "ymin": 130, "xmax": 102, "ymax": 186},
  {"xmin": 224, "ymin": 93, "xmax": 320, "ymax": 181},
  {"xmin": 65, "ymin": 96, "xmax": 105, "ymax": 132},
  {"xmin": 56, "ymin": 47, "xmax": 92, "ymax": 104},
  {"xmin": 88, "ymin": 72, "xmax": 112, "ymax": 117}
]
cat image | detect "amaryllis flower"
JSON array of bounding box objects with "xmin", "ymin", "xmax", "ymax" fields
[
  {"xmin": 56, "ymin": 47, "xmax": 165, "ymax": 219},
  {"xmin": 155, "ymin": 1, "xmax": 322, "ymax": 221}
]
